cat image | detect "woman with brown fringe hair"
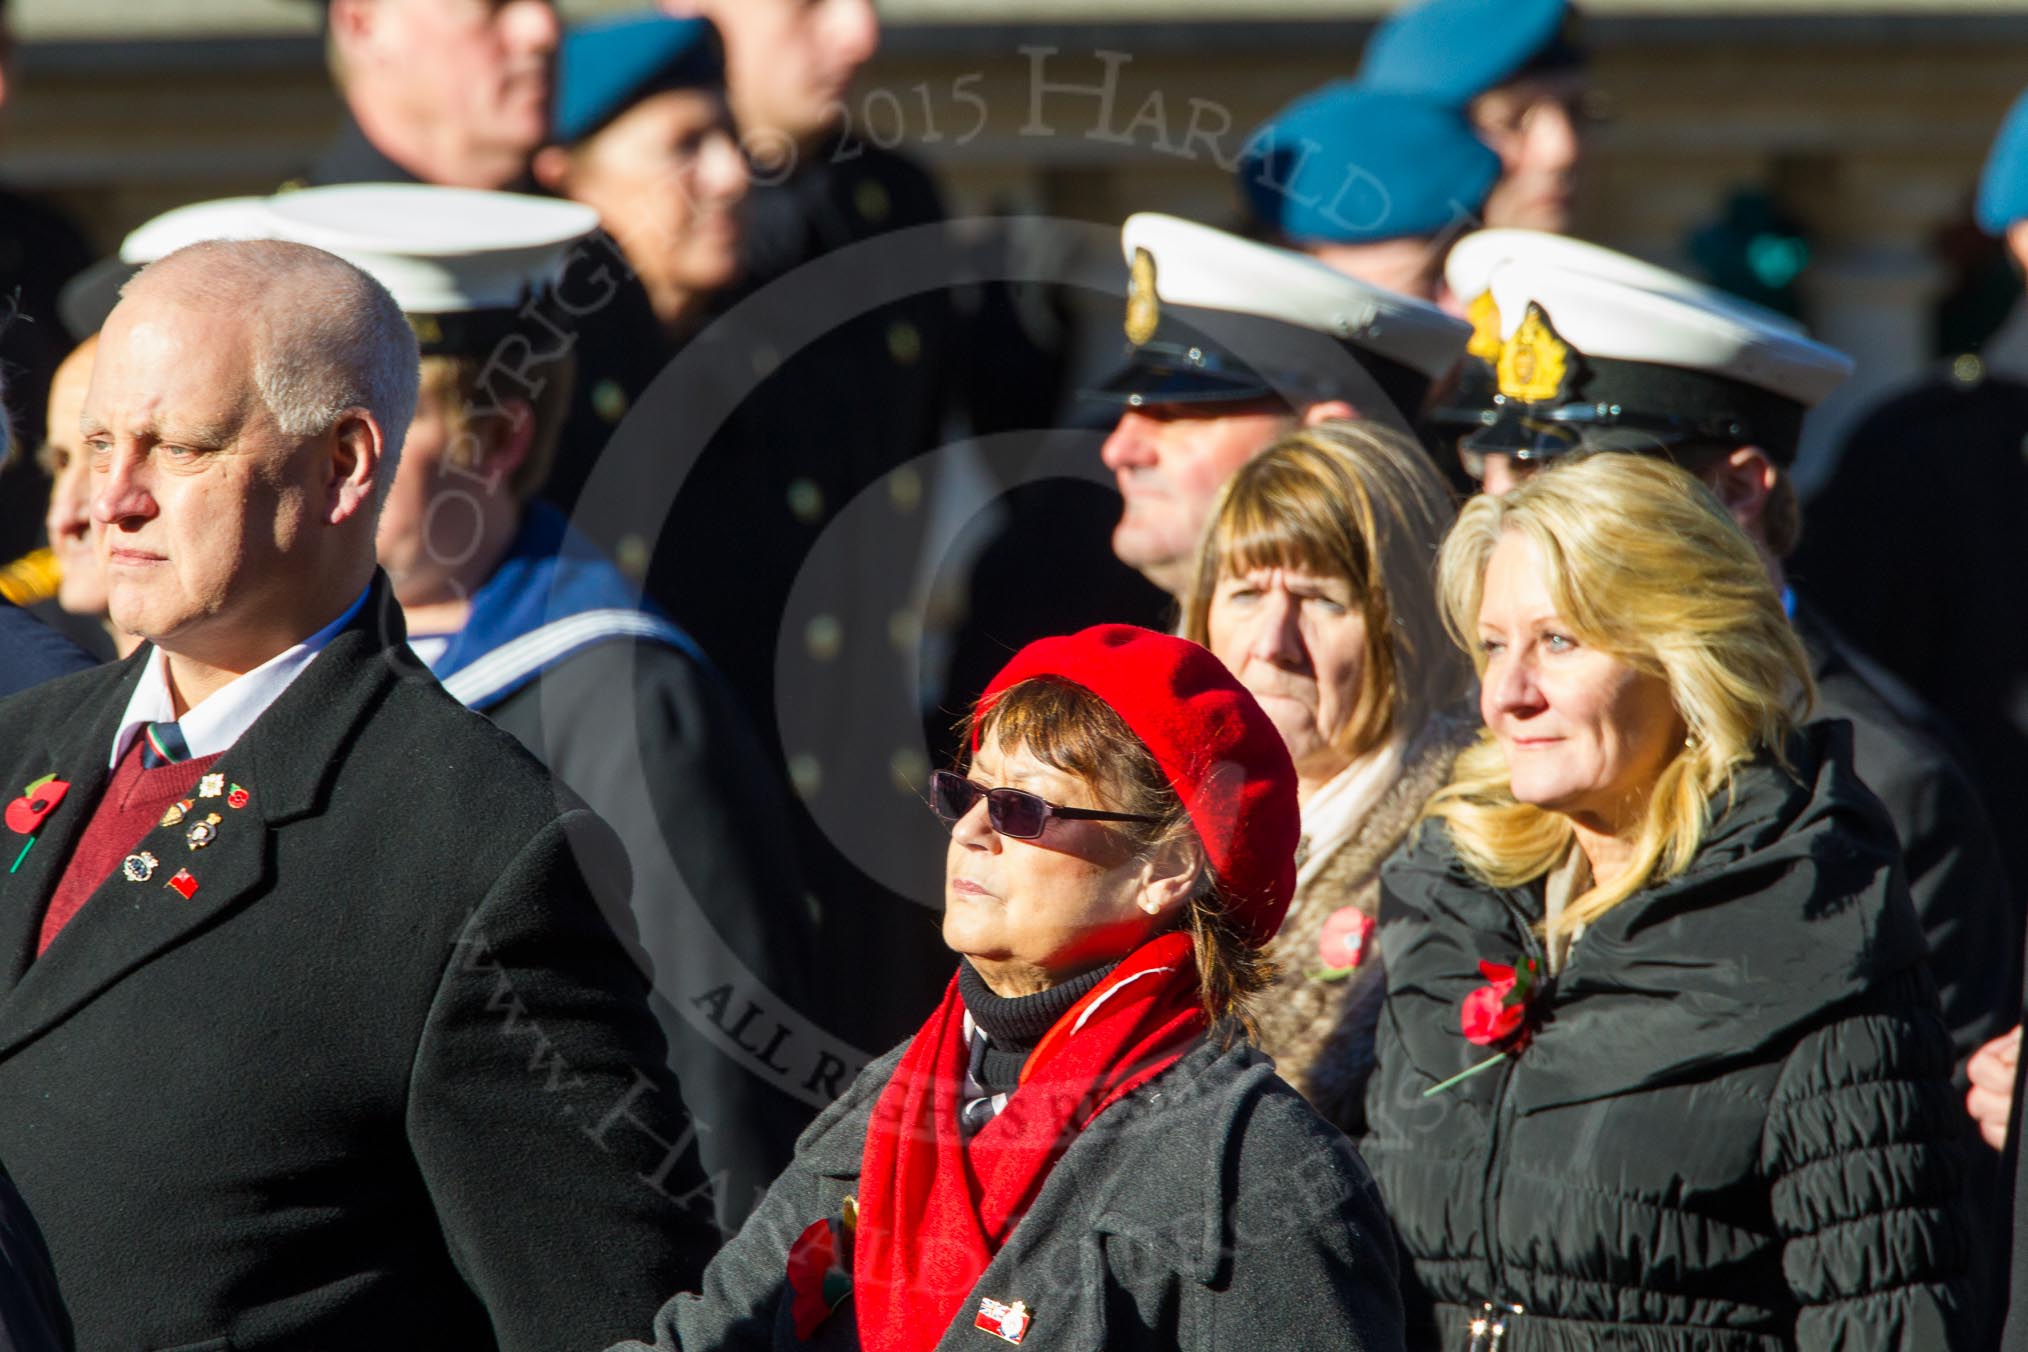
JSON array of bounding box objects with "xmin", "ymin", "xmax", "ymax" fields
[
  {"xmin": 1181, "ymin": 420, "xmax": 1470, "ymax": 1130},
  {"xmin": 1359, "ymin": 453, "xmax": 1975, "ymax": 1349}
]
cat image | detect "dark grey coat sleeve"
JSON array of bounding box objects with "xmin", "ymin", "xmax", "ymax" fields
[
  {"xmin": 1762, "ymin": 969, "xmax": 1975, "ymax": 1350},
  {"xmin": 489, "ymin": 639, "xmax": 824, "ymax": 1232},
  {"xmin": 608, "ymin": 1049, "xmax": 902, "ymax": 1352}
]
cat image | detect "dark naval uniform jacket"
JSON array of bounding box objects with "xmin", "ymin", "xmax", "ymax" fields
[
  {"xmin": 0, "ymin": 575, "xmax": 718, "ymax": 1350},
  {"xmin": 421, "ymin": 505, "xmax": 838, "ymax": 1233}
]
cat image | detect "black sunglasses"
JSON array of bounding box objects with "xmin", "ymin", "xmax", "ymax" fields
[{"xmin": 928, "ymin": 770, "xmax": 1159, "ymax": 841}]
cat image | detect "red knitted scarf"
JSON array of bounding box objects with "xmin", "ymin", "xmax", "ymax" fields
[{"xmin": 852, "ymin": 930, "xmax": 1205, "ymax": 1352}]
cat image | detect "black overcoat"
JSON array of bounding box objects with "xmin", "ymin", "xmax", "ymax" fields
[
  {"xmin": 1361, "ymin": 724, "xmax": 1976, "ymax": 1350},
  {"xmin": 0, "ymin": 580, "xmax": 718, "ymax": 1350}
]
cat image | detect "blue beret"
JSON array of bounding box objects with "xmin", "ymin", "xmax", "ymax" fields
[
  {"xmin": 554, "ymin": 13, "xmax": 724, "ymax": 146},
  {"xmin": 1359, "ymin": 0, "xmax": 1576, "ymax": 109},
  {"xmin": 1978, "ymin": 87, "xmax": 2028, "ymax": 234},
  {"xmin": 1239, "ymin": 84, "xmax": 1499, "ymax": 245}
]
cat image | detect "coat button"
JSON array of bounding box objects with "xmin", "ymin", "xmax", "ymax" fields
[
  {"xmin": 805, "ymin": 614, "xmax": 843, "ymax": 662},
  {"xmin": 787, "ymin": 478, "xmax": 825, "ymax": 523},
  {"xmin": 854, "ymin": 179, "xmax": 891, "ymax": 225},
  {"xmin": 788, "ymin": 754, "xmax": 823, "ymax": 800},
  {"xmin": 886, "ymin": 320, "xmax": 921, "ymax": 367}
]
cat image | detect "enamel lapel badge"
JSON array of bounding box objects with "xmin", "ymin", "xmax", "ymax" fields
[
  {"xmin": 123, "ymin": 851, "xmax": 159, "ymax": 883},
  {"xmin": 197, "ymin": 773, "xmax": 225, "ymax": 800},
  {"xmin": 164, "ymin": 869, "xmax": 198, "ymax": 900},
  {"xmin": 184, "ymin": 813, "xmax": 222, "ymax": 851},
  {"xmin": 160, "ymin": 799, "xmax": 193, "ymax": 829},
  {"xmin": 974, "ymin": 1298, "xmax": 1032, "ymax": 1345}
]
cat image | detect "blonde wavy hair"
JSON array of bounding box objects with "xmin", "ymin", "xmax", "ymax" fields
[
  {"xmin": 1181, "ymin": 420, "xmax": 1465, "ymax": 761},
  {"xmin": 1427, "ymin": 453, "xmax": 1814, "ymax": 936}
]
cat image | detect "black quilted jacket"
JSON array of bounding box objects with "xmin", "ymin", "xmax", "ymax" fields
[{"xmin": 1360, "ymin": 722, "xmax": 1978, "ymax": 1349}]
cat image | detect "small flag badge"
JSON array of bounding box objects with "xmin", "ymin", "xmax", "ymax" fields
[
  {"xmin": 973, "ymin": 1298, "xmax": 1032, "ymax": 1344},
  {"xmin": 159, "ymin": 799, "xmax": 193, "ymax": 828},
  {"xmin": 122, "ymin": 851, "xmax": 159, "ymax": 883},
  {"xmin": 164, "ymin": 869, "xmax": 198, "ymax": 900},
  {"xmin": 225, "ymin": 784, "xmax": 249, "ymax": 810}
]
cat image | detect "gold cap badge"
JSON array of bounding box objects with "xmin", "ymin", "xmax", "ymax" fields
[
  {"xmin": 1496, "ymin": 302, "xmax": 1574, "ymax": 404},
  {"xmin": 1465, "ymin": 291, "xmax": 1504, "ymax": 363},
  {"xmin": 1124, "ymin": 247, "xmax": 1160, "ymax": 347}
]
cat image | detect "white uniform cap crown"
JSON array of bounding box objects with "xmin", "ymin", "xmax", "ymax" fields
[
  {"xmin": 119, "ymin": 197, "xmax": 282, "ymax": 263},
  {"xmin": 261, "ymin": 185, "xmax": 600, "ymax": 313},
  {"xmin": 1485, "ymin": 261, "xmax": 1854, "ymax": 407},
  {"xmin": 1448, "ymin": 228, "xmax": 1806, "ymax": 335},
  {"xmin": 1121, "ymin": 212, "xmax": 1470, "ymax": 380}
]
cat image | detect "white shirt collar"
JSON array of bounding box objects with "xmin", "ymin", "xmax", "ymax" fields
[{"xmin": 110, "ymin": 587, "xmax": 371, "ymax": 769}]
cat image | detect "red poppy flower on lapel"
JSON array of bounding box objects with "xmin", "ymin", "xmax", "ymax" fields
[
  {"xmin": 787, "ymin": 1196, "xmax": 857, "ymax": 1340},
  {"xmin": 1460, "ymin": 957, "xmax": 1541, "ymax": 1050},
  {"xmin": 4, "ymin": 777, "xmax": 68, "ymax": 836},
  {"xmin": 1312, "ymin": 906, "xmax": 1376, "ymax": 981}
]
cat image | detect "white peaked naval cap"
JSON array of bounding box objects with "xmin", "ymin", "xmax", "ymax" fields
[
  {"xmin": 1119, "ymin": 212, "xmax": 1471, "ymax": 380},
  {"xmin": 1483, "ymin": 260, "xmax": 1853, "ymax": 407},
  {"xmin": 261, "ymin": 184, "xmax": 600, "ymax": 314},
  {"xmin": 1447, "ymin": 228, "xmax": 1807, "ymax": 334}
]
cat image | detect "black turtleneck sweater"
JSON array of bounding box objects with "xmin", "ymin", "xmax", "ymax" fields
[{"xmin": 957, "ymin": 959, "xmax": 1118, "ymax": 1133}]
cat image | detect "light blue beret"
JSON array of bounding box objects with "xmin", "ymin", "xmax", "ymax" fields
[
  {"xmin": 1239, "ymin": 84, "xmax": 1500, "ymax": 244},
  {"xmin": 1978, "ymin": 86, "xmax": 2028, "ymax": 234},
  {"xmin": 554, "ymin": 12, "xmax": 724, "ymax": 147},
  {"xmin": 1358, "ymin": 0, "xmax": 1576, "ymax": 109}
]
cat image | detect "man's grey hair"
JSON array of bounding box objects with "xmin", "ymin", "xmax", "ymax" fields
[{"xmin": 125, "ymin": 238, "xmax": 421, "ymax": 499}]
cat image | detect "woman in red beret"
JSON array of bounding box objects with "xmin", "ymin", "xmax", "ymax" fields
[{"xmin": 613, "ymin": 625, "xmax": 1407, "ymax": 1352}]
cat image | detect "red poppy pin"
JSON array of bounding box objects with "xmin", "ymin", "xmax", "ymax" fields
[
  {"xmin": 1423, "ymin": 956, "xmax": 1544, "ymax": 1098},
  {"xmin": 1310, "ymin": 906, "xmax": 1375, "ymax": 981},
  {"xmin": 5, "ymin": 774, "xmax": 69, "ymax": 873},
  {"xmin": 786, "ymin": 1195, "xmax": 856, "ymax": 1340}
]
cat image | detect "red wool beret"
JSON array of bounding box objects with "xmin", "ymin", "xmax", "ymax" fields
[{"xmin": 976, "ymin": 624, "xmax": 1300, "ymax": 947}]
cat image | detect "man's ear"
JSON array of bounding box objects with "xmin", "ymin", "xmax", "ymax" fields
[
  {"xmin": 531, "ymin": 145, "xmax": 573, "ymax": 195},
  {"xmin": 326, "ymin": 410, "xmax": 385, "ymax": 527},
  {"xmin": 325, "ymin": 0, "xmax": 378, "ymax": 58},
  {"xmin": 481, "ymin": 397, "xmax": 537, "ymax": 488},
  {"xmin": 1703, "ymin": 445, "xmax": 1777, "ymax": 533},
  {"xmin": 1299, "ymin": 400, "xmax": 1356, "ymax": 427}
]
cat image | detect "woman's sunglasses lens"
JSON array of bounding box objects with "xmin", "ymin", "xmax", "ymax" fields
[
  {"xmin": 929, "ymin": 771, "xmax": 978, "ymax": 825},
  {"xmin": 988, "ymin": 790, "xmax": 1047, "ymax": 839}
]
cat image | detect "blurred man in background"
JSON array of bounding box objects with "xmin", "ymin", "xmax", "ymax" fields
[{"xmin": 308, "ymin": 0, "xmax": 559, "ymax": 190}]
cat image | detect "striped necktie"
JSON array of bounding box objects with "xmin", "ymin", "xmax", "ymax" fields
[{"xmin": 139, "ymin": 721, "xmax": 191, "ymax": 770}]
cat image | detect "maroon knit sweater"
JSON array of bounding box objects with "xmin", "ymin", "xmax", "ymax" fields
[{"xmin": 39, "ymin": 741, "xmax": 225, "ymax": 955}]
